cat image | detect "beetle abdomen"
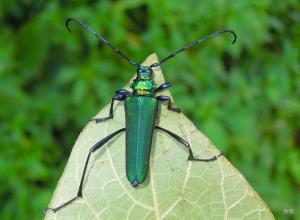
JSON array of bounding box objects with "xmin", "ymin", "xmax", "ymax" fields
[{"xmin": 125, "ymin": 96, "xmax": 158, "ymax": 186}]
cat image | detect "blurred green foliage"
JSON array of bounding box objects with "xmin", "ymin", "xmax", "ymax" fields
[{"xmin": 0, "ymin": 0, "xmax": 299, "ymax": 219}]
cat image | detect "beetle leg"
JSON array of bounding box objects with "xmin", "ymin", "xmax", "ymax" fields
[
  {"xmin": 155, "ymin": 126, "xmax": 222, "ymax": 161},
  {"xmin": 153, "ymin": 82, "xmax": 172, "ymax": 93},
  {"xmin": 156, "ymin": 95, "xmax": 181, "ymax": 113},
  {"xmin": 90, "ymin": 94, "xmax": 127, "ymax": 123},
  {"xmin": 45, "ymin": 128, "xmax": 125, "ymax": 213},
  {"xmin": 115, "ymin": 89, "xmax": 132, "ymax": 95}
]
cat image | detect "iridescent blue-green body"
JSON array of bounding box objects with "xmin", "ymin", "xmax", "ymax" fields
[
  {"xmin": 125, "ymin": 96, "xmax": 158, "ymax": 186},
  {"xmin": 125, "ymin": 66, "xmax": 158, "ymax": 186}
]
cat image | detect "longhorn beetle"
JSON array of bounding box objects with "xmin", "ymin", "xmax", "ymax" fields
[{"xmin": 46, "ymin": 18, "xmax": 236, "ymax": 212}]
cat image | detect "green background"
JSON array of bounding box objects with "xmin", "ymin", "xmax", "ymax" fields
[{"xmin": 0, "ymin": 0, "xmax": 299, "ymax": 219}]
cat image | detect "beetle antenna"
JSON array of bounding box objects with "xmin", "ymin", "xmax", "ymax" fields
[
  {"xmin": 66, "ymin": 18, "xmax": 140, "ymax": 68},
  {"xmin": 150, "ymin": 29, "xmax": 237, "ymax": 68}
]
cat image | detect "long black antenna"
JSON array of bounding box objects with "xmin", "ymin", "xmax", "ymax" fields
[
  {"xmin": 150, "ymin": 29, "xmax": 237, "ymax": 68},
  {"xmin": 66, "ymin": 18, "xmax": 140, "ymax": 68}
]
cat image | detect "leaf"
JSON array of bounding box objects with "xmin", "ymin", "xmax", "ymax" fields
[{"xmin": 45, "ymin": 54, "xmax": 274, "ymax": 220}]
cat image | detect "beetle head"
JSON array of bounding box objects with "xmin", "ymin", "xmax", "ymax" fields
[{"xmin": 136, "ymin": 66, "xmax": 153, "ymax": 79}]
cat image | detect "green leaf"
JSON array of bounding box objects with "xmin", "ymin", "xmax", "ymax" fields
[{"xmin": 45, "ymin": 54, "xmax": 274, "ymax": 220}]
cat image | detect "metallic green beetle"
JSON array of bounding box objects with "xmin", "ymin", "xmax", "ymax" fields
[{"xmin": 46, "ymin": 18, "xmax": 236, "ymax": 212}]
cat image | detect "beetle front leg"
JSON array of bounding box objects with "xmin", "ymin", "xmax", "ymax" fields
[
  {"xmin": 153, "ymin": 82, "xmax": 172, "ymax": 93},
  {"xmin": 90, "ymin": 93, "xmax": 127, "ymax": 123},
  {"xmin": 155, "ymin": 126, "xmax": 222, "ymax": 161},
  {"xmin": 156, "ymin": 95, "xmax": 181, "ymax": 113}
]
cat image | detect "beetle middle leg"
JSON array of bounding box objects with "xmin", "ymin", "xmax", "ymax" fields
[
  {"xmin": 156, "ymin": 95, "xmax": 181, "ymax": 113},
  {"xmin": 155, "ymin": 126, "xmax": 222, "ymax": 161},
  {"xmin": 45, "ymin": 128, "xmax": 125, "ymax": 213},
  {"xmin": 90, "ymin": 91, "xmax": 129, "ymax": 123}
]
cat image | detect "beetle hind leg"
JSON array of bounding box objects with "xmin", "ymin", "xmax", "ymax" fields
[
  {"xmin": 45, "ymin": 128, "xmax": 125, "ymax": 213},
  {"xmin": 155, "ymin": 126, "xmax": 222, "ymax": 162},
  {"xmin": 188, "ymin": 152, "xmax": 223, "ymax": 161}
]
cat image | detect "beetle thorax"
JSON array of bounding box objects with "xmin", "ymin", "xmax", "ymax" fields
[
  {"xmin": 130, "ymin": 66, "xmax": 156, "ymax": 95},
  {"xmin": 131, "ymin": 78, "xmax": 156, "ymax": 95}
]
